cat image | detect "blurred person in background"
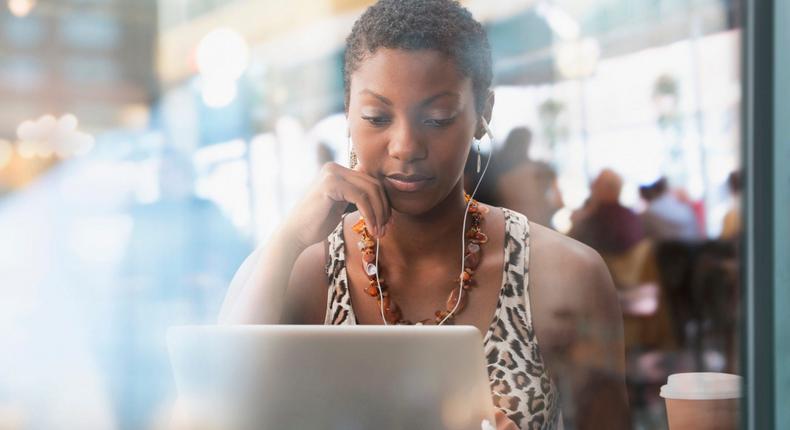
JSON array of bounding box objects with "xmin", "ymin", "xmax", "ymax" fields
[
  {"xmin": 570, "ymin": 170, "xmax": 652, "ymax": 296},
  {"xmin": 673, "ymin": 187, "xmax": 707, "ymax": 237},
  {"xmin": 219, "ymin": 1, "xmax": 629, "ymax": 429},
  {"xmin": 112, "ymin": 148, "xmax": 250, "ymax": 428},
  {"xmin": 494, "ymin": 126, "xmax": 563, "ymax": 228},
  {"xmin": 639, "ymin": 177, "xmax": 702, "ymax": 242},
  {"xmin": 121, "ymin": 148, "xmax": 250, "ymax": 308},
  {"xmin": 570, "ymin": 168, "xmax": 645, "ymax": 255},
  {"xmin": 720, "ymin": 170, "xmax": 742, "ymax": 240}
]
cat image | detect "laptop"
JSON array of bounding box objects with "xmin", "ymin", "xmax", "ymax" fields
[{"xmin": 167, "ymin": 325, "xmax": 497, "ymax": 430}]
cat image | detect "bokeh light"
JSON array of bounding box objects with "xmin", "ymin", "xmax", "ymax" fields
[
  {"xmin": 16, "ymin": 114, "xmax": 95, "ymax": 158},
  {"xmin": 7, "ymin": 0, "xmax": 35, "ymax": 17},
  {"xmin": 196, "ymin": 28, "xmax": 250, "ymax": 81}
]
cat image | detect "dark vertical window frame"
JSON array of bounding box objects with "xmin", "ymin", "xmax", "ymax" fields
[
  {"xmin": 772, "ymin": 0, "xmax": 790, "ymax": 427},
  {"xmin": 742, "ymin": 0, "xmax": 789, "ymax": 428}
]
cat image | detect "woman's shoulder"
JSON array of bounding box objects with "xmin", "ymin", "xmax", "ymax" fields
[
  {"xmin": 282, "ymin": 215, "xmax": 351, "ymax": 324},
  {"xmin": 527, "ymin": 220, "xmax": 614, "ymax": 300},
  {"xmin": 530, "ymin": 219, "xmax": 599, "ymax": 261},
  {"xmin": 495, "ymin": 205, "xmax": 600, "ymax": 272},
  {"xmin": 496, "ymin": 206, "xmax": 618, "ymax": 329},
  {"xmin": 280, "ymin": 239, "xmax": 329, "ymax": 324},
  {"xmin": 522, "ymin": 219, "xmax": 623, "ymax": 373}
]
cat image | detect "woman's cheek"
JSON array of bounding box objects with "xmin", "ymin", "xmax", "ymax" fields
[{"xmin": 355, "ymin": 134, "xmax": 386, "ymax": 173}]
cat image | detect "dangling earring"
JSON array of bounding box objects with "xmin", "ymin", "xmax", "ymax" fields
[
  {"xmin": 476, "ymin": 139, "xmax": 481, "ymax": 174},
  {"xmin": 347, "ymin": 134, "xmax": 358, "ymax": 169}
]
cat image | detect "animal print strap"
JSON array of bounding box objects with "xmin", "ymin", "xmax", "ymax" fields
[{"xmin": 324, "ymin": 216, "xmax": 355, "ymax": 325}]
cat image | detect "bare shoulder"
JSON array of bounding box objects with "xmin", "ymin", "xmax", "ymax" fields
[
  {"xmin": 528, "ymin": 221, "xmax": 616, "ymax": 310},
  {"xmin": 526, "ymin": 221, "xmax": 623, "ymax": 370},
  {"xmin": 281, "ymin": 241, "xmax": 329, "ymax": 324},
  {"xmin": 527, "ymin": 224, "xmax": 629, "ymax": 427}
]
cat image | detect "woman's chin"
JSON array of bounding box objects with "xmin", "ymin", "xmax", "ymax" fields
[
  {"xmin": 386, "ymin": 186, "xmax": 459, "ymax": 218},
  {"xmin": 387, "ymin": 191, "xmax": 438, "ymax": 217}
]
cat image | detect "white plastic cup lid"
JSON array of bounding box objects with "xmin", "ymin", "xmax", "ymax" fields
[{"xmin": 660, "ymin": 372, "xmax": 742, "ymax": 400}]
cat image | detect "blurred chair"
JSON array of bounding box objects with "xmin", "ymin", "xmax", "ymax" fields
[
  {"xmin": 689, "ymin": 241, "xmax": 739, "ymax": 372},
  {"xmin": 621, "ymin": 240, "xmax": 739, "ymax": 429},
  {"xmin": 602, "ymin": 239, "xmax": 676, "ymax": 351},
  {"xmin": 606, "ymin": 239, "xmax": 679, "ymax": 425},
  {"xmin": 654, "ymin": 240, "xmax": 738, "ymax": 371}
]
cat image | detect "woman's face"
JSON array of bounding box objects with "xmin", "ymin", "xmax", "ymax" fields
[{"xmin": 347, "ymin": 48, "xmax": 489, "ymax": 215}]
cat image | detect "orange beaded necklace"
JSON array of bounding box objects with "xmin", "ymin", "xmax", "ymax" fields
[{"xmin": 352, "ymin": 194, "xmax": 489, "ymax": 325}]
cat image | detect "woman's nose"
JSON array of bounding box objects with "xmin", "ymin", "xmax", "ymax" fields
[{"xmin": 387, "ymin": 120, "xmax": 427, "ymax": 162}]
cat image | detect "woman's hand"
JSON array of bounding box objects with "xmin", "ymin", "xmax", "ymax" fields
[
  {"xmin": 218, "ymin": 161, "xmax": 390, "ymax": 324},
  {"xmin": 494, "ymin": 410, "xmax": 519, "ymax": 430},
  {"xmin": 285, "ymin": 162, "xmax": 391, "ymax": 249}
]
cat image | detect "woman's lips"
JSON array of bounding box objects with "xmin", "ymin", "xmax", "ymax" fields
[{"xmin": 384, "ymin": 174, "xmax": 435, "ymax": 192}]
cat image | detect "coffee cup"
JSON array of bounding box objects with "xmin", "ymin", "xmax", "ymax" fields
[{"xmin": 660, "ymin": 372, "xmax": 742, "ymax": 430}]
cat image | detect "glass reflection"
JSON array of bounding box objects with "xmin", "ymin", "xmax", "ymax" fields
[{"xmin": 0, "ymin": 0, "xmax": 743, "ymax": 429}]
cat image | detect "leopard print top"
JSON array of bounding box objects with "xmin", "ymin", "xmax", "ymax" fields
[{"xmin": 323, "ymin": 208, "xmax": 561, "ymax": 429}]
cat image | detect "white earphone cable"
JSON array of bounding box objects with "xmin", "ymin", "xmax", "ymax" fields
[
  {"xmin": 374, "ymin": 119, "xmax": 495, "ymax": 326},
  {"xmin": 438, "ymin": 119, "xmax": 494, "ymax": 325}
]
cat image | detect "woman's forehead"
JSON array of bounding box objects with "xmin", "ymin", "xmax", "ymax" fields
[{"xmin": 349, "ymin": 48, "xmax": 473, "ymax": 105}]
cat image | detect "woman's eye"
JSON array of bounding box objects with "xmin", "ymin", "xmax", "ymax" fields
[
  {"xmin": 362, "ymin": 116, "xmax": 391, "ymax": 127},
  {"xmin": 423, "ymin": 118, "xmax": 455, "ymax": 128}
]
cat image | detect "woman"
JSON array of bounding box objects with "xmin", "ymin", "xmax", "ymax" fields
[{"xmin": 219, "ymin": 1, "xmax": 628, "ymax": 428}]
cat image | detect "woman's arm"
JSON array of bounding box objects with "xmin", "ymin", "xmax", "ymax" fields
[
  {"xmin": 217, "ymin": 227, "xmax": 308, "ymax": 324},
  {"xmin": 529, "ymin": 223, "xmax": 630, "ymax": 429},
  {"xmin": 565, "ymin": 252, "xmax": 629, "ymax": 430},
  {"xmin": 217, "ymin": 162, "xmax": 391, "ymax": 325}
]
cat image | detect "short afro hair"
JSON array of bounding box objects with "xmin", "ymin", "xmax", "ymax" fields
[{"xmin": 344, "ymin": 0, "xmax": 493, "ymax": 114}]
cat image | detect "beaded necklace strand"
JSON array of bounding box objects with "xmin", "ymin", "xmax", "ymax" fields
[{"xmin": 352, "ymin": 194, "xmax": 489, "ymax": 325}]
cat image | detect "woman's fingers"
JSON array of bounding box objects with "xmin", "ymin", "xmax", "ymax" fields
[
  {"xmin": 349, "ymin": 168, "xmax": 391, "ymax": 231},
  {"xmin": 348, "ymin": 187, "xmax": 378, "ymax": 235},
  {"xmin": 347, "ymin": 182, "xmax": 389, "ymax": 237},
  {"xmin": 345, "ymin": 173, "xmax": 389, "ymax": 237},
  {"xmin": 318, "ymin": 162, "xmax": 390, "ymax": 237},
  {"xmin": 375, "ymin": 180, "xmax": 391, "ymax": 231},
  {"xmin": 366, "ymin": 179, "xmax": 390, "ymax": 235}
]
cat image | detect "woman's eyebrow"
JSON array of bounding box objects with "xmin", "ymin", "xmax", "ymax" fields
[
  {"xmin": 359, "ymin": 89, "xmax": 392, "ymax": 105},
  {"xmin": 420, "ymin": 91, "xmax": 460, "ymax": 106},
  {"xmin": 358, "ymin": 89, "xmax": 460, "ymax": 107}
]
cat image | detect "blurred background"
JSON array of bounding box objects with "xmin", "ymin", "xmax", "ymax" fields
[{"xmin": 0, "ymin": 0, "xmax": 745, "ymax": 429}]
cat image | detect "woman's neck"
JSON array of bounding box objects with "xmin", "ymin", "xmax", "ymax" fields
[{"xmin": 378, "ymin": 182, "xmax": 469, "ymax": 264}]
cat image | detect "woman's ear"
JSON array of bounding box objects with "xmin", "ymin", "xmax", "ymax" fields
[{"xmin": 475, "ymin": 90, "xmax": 495, "ymax": 140}]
